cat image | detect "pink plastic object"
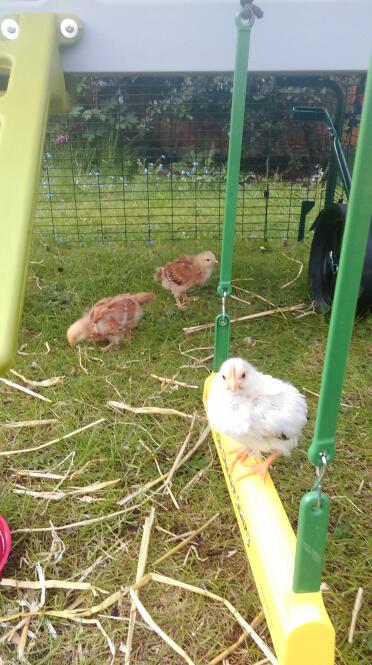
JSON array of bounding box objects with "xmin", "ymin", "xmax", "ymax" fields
[{"xmin": 0, "ymin": 516, "xmax": 11, "ymax": 575}]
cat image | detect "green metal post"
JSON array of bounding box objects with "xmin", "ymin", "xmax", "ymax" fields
[
  {"xmin": 281, "ymin": 76, "xmax": 345, "ymax": 209},
  {"xmin": 297, "ymin": 200, "xmax": 315, "ymax": 241},
  {"xmin": 324, "ymin": 86, "xmax": 345, "ymax": 209},
  {"xmin": 293, "ymin": 55, "xmax": 372, "ymax": 593},
  {"xmin": 213, "ymin": 13, "xmax": 255, "ymax": 372},
  {"xmin": 0, "ymin": 13, "xmax": 79, "ymax": 374}
]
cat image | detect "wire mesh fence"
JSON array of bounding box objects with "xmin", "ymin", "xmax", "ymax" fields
[{"xmin": 34, "ymin": 73, "xmax": 363, "ymax": 243}]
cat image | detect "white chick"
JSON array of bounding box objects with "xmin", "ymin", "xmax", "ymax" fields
[{"xmin": 206, "ymin": 357, "xmax": 308, "ymax": 480}]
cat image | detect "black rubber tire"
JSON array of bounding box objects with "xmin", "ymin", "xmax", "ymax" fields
[{"xmin": 309, "ymin": 203, "xmax": 372, "ymax": 314}]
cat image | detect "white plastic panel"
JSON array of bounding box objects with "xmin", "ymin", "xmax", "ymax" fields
[{"xmin": 0, "ymin": 1, "xmax": 371, "ymax": 72}]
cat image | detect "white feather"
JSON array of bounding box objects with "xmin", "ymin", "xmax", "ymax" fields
[{"xmin": 206, "ymin": 358, "xmax": 307, "ymax": 457}]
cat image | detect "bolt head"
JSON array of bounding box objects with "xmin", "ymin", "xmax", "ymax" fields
[
  {"xmin": 1, "ymin": 18, "xmax": 19, "ymax": 40},
  {"xmin": 60, "ymin": 18, "xmax": 78, "ymax": 39}
]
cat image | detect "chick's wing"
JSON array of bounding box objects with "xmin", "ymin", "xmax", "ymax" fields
[
  {"xmin": 164, "ymin": 257, "xmax": 202, "ymax": 287},
  {"xmin": 250, "ymin": 391, "xmax": 305, "ymax": 441},
  {"xmin": 90, "ymin": 295, "xmax": 137, "ymax": 336}
]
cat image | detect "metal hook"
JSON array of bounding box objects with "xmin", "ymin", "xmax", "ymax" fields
[
  {"xmin": 315, "ymin": 453, "xmax": 327, "ymax": 509},
  {"xmin": 220, "ymin": 289, "xmax": 227, "ymax": 324}
]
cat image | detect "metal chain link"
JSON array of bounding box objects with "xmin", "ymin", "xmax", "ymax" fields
[
  {"xmin": 220, "ymin": 289, "xmax": 228, "ymax": 324},
  {"xmin": 240, "ymin": 1, "xmax": 264, "ymax": 21},
  {"xmin": 313, "ymin": 452, "xmax": 328, "ymax": 509}
]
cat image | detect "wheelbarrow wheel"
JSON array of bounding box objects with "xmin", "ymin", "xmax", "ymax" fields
[{"xmin": 309, "ymin": 203, "xmax": 372, "ymax": 313}]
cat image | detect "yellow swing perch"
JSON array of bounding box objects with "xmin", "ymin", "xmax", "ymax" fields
[
  {"xmin": 203, "ymin": 382, "xmax": 334, "ymax": 665},
  {"xmin": 203, "ymin": 5, "xmax": 372, "ymax": 665}
]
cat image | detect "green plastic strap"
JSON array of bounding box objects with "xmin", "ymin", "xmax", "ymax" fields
[
  {"xmin": 213, "ymin": 313, "xmax": 231, "ymax": 372},
  {"xmin": 213, "ymin": 13, "xmax": 255, "ymax": 371},
  {"xmin": 293, "ymin": 491, "xmax": 330, "ymax": 593},
  {"xmin": 294, "ymin": 56, "xmax": 372, "ymax": 593}
]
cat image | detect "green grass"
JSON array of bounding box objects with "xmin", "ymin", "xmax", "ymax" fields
[
  {"xmin": 0, "ymin": 238, "xmax": 370, "ymax": 664},
  {"xmin": 36, "ymin": 154, "xmax": 325, "ymax": 243}
]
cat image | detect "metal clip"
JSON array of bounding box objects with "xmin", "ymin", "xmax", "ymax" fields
[
  {"xmin": 314, "ymin": 453, "xmax": 327, "ymax": 509},
  {"xmin": 220, "ymin": 289, "xmax": 227, "ymax": 324}
]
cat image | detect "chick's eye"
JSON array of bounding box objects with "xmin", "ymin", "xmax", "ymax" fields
[
  {"xmin": 241, "ymin": 372, "xmax": 246, "ymax": 378},
  {"xmin": 222, "ymin": 374, "xmax": 226, "ymax": 380},
  {"xmin": 206, "ymin": 258, "xmax": 210, "ymax": 261}
]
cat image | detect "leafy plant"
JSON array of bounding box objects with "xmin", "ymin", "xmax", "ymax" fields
[{"xmin": 45, "ymin": 73, "xmax": 360, "ymax": 177}]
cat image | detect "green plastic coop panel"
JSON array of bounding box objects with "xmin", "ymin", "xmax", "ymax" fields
[{"xmin": 1, "ymin": 1, "xmax": 372, "ymax": 73}]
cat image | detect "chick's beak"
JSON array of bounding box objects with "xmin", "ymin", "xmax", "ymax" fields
[
  {"xmin": 226, "ymin": 377, "xmax": 240, "ymax": 392},
  {"xmin": 67, "ymin": 328, "xmax": 77, "ymax": 347}
]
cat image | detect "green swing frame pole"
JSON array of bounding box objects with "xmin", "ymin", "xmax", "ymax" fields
[
  {"xmin": 213, "ymin": 12, "xmax": 255, "ymax": 372},
  {"xmin": 293, "ymin": 55, "xmax": 372, "ymax": 593}
]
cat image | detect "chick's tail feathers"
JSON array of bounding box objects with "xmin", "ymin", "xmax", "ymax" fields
[
  {"xmin": 153, "ymin": 267, "xmax": 163, "ymax": 283},
  {"xmin": 135, "ymin": 291, "xmax": 156, "ymax": 305}
]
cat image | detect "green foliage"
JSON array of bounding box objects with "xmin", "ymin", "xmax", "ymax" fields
[{"xmin": 45, "ymin": 73, "xmax": 353, "ymax": 169}]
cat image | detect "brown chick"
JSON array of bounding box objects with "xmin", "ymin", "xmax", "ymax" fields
[
  {"xmin": 153, "ymin": 250, "xmax": 218, "ymax": 308},
  {"xmin": 67, "ymin": 292, "xmax": 155, "ymax": 351}
]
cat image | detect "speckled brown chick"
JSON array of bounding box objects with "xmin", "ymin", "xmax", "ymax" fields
[
  {"xmin": 153, "ymin": 250, "xmax": 218, "ymax": 308},
  {"xmin": 67, "ymin": 292, "xmax": 155, "ymax": 351}
]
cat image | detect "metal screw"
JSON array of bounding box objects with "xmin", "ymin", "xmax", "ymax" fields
[
  {"xmin": 60, "ymin": 18, "xmax": 79, "ymax": 39},
  {"xmin": 1, "ymin": 18, "xmax": 19, "ymax": 40}
]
